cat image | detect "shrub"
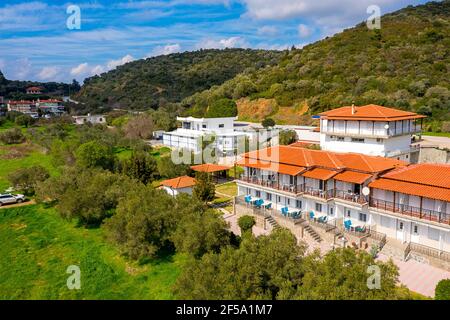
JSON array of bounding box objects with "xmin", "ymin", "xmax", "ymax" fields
[
  {"xmin": 205, "ymin": 99, "xmax": 237, "ymax": 118},
  {"xmin": 0, "ymin": 128, "xmax": 26, "ymax": 144},
  {"xmin": 8, "ymin": 166, "xmax": 50, "ymax": 195},
  {"xmin": 435, "ymin": 279, "xmax": 450, "ymax": 300},
  {"xmin": 237, "ymin": 215, "xmax": 256, "ymax": 235},
  {"xmin": 262, "ymin": 118, "xmax": 276, "ymax": 128}
]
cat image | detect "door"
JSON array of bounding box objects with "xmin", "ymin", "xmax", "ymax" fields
[
  {"xmin": 411, "ymin": 223, "xmax": 419, "ymax": 243},
  {"xmin": 396, "ymin": 220, "xmax": 405, "ymax": 242}
]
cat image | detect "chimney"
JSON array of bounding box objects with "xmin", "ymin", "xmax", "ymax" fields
[{"xmin": 351, "ymin": 104, "xmax": 356, "ymax": 115}]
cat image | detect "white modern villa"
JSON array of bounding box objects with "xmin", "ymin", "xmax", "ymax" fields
[
  {"xmin": 162, "ymin": 116, "xmax": 249, "ymax": 156},
  {"xmin": 319, "ymin": 104, "xmax": 425, "ymax": 162}
]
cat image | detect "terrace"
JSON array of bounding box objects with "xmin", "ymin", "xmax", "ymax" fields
[{"xmin": 369, "ymin": 198, "xmax": 450, "ymax": 225}]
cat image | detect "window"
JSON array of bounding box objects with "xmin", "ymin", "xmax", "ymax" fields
[
  {"xmin": 315, "ymin": 203, "xmax": 322, "ymax": 212},
  {"xmin": 428, "ymin": 228, "xmax": 439, "ymax": 241},
  {"xmin": 376, "ymin": 138, "xmax": 383, "ymax": 143},
  {"xmin": 329, "ymin": 207, "xmax": 334, "ymax": 216},
  {"xmin": 256, "ymin": 190, "xmax": 261, "ymax": 197},
  {"xmin": 287, "ymin": 198, "xmax": 290, "ymax": 205},
  {"xmin": 351, "ymin": 138, "xmax": 365, "ymax": 143},
  {"xmin": 337, "ymin": 137, "xmax": 345, "ymax": 142},
  {"xmin": 219, "ymin": 124, "xmax": 224, "ymax": 128},
  {"xmin": 413, "ymin": 225, "xmax": 419, "ymax": 235},
  {"xmin": 296, "ymin": 200, "xmax": 302, "ymax": 209},
  {"xmin": 277, "ymin": 196, "xmax": 281, "ymax": 203},
  {"xmin": 266, "ymin": 193, "xmax": 272, "ymax": 201},
  {"xmin": 202, "ymin": 124, "xmax": 207, "ymax": 129},
  {"xmin": 359, "ymin": 213, "xmax": 367, "ymax": 222},
  {"xmin": 346, "ymin": 209, "xmax": 351, "ymax": 217},
  {"xmin": 398, "ymin": 222, "xmax": 404, "ymax": 230}
]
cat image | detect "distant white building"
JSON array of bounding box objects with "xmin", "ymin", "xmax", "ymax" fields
[
  {"xmin": 162, "ymin": 116, "xmax": 249, "ymax": 156},
  {"xmin": 73, "ymin": 114, "xmax": 106, "ymax": 125},
  {"xmin": 318, "ymin": 104, "xmax": 425, "ymax": 162}
]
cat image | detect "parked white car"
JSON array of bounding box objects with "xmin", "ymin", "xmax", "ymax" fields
[{"xmin": 0, "ymin": 193, "xmax": 25, "ymax": 206}]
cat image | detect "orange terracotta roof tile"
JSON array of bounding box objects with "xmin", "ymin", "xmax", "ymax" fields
[
  {"xmin": 380, "ymin": 163, "xmax": 450, "ymax": 189},
  {"xmin": 319, "ymin": 104, "xmax": 426, "ymax": 122},
  {"xmin": 369, "ymin": 178, "xmax": 450, "ymax": 203},
  {"xmin": 241, "ymin": 146, "xmax": 405, "ymax": 174},
  {"xmin": 334, "ymin": 171, "xmax": 373, "ymax": 184},
  {"xmin": 236, "ymin": 158, "xmax": 305, "ymax": 176},
  {"xmin": 190, "ymin": 163, "xmax": 232, "ymax": 173},
  {"xmin": 161, "ymin": 176, "xmax": 196, "ymax": 189},
  {"xmin": 302, "ymin": 168, "xmax": 338, "ymax": 180}
]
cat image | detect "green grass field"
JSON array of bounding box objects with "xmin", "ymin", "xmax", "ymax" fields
[
  {"xmin": 0, "ymin": 143, "xmax": 58, "ymax": 192},
  {"xmin": 422, "ymin": 132, "xmax": 450, "ymax": 138},
  {"xmin": 0, "ymin": 204, "xmax": 183, "ymax": 299}
]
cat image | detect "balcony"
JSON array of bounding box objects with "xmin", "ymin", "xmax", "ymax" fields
[
  {"xmin": 333, "ymin": 189, "xmax": 367, "ymax": 204},
  {"xmin": 302, "ymin": 186, "xmax": 334, "ymax": 200},
  {"xmin": 238, "ymin": 176, "xmax": 302, "ymax": 194},
  {"xmin": 322, "ymin": 125, "xmax": 422, "ymax": 139},
  {"xmin": 369, "ymin": 198, "xmax": 450, "ymax": 225}
]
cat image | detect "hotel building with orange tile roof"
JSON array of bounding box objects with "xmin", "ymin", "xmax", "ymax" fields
[{"xmin": 234, "ymin": 143, "xmax": 450, "ymax": 267}]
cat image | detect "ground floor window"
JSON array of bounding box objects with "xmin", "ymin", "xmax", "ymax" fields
[
  {"xmin": 346, "ymin": 209, "xmax": 351, "ymax": 218},
  {"xmin": 266, "ymin": 193, "xmax": 272, "ymax": 201},
  {"xmin": 296, "ymin": 200, "xmax": 302, "ymax": 209},
  {"xmin": 359, "ymin": 212, "xmax": 367, "ymax": 222},
  {"xmin": 329, "ymin": 207, "xmax": 334, "ymax": 216},
  {"xmin": 256, "ymin": 190, "xmax": 261, "ymax": 197},
  {"xmin": 315, "ymin": 203, "xmax": 322, "ymax": 212},
  {"xmin": 287, "ymin": 198, "xmax": 290, "ymax": 205},
  {"xmin": 413, "ymin": 225, "xmax": 419, "ymax": 235}
]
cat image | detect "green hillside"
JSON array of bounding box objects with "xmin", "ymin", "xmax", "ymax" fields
[
  {"xmin": 0, "ymin": 71, "xmax": 80, "ymax": 100},
  {"xmin": 183, "ymin": 1, "xmax": 450, "ymax": 126},
  {"xmin": 74, "ymin": 48, "xmax": 282, "ymax": 112}
]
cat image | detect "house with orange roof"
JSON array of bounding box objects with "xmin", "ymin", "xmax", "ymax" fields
[
  {"xmin": 234, "ymin": 144, "xmax": 450, "ymax": 267},
  {"xmin": 318, "ymin": 104, "xmax": 426, "ymax": 163},
  {"xmin": 160, "ymin": 175, "xmax": 196, "ymax": 196}
]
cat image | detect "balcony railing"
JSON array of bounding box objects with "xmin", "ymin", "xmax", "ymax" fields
[
  {"xmin": 333, "ymin": 189, "xmax": 367, "ymax": 204},
  {"xmin": 239, "ymin": 176, "xmax": 302, "ymax": 194},
  {"xmin": 369, "ymin": 198, "xmax": 450, "ymax": 225},
  {"xmin": 409, "ymin": 242, "xmax": 450, "ymax": 262},
  {"xmin": 239, "ymin": 176, "xmax": 367, "ymax": 205}
]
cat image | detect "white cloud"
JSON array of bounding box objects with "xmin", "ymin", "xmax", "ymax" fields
[
  {"xmin": 107, "ymin": 54, "xmax": 135, "ymax": 70},
  {"xmin": 298, "ymin": 24, "xmax": 312, "ymax": 38},
  {"xmin": 150, "ymin": 43, "xmax": 181, "ymax": 57},
  {"xmin": 91, "ymin": 65, "xmax": 105, "ymax": 76},
  {"xmin": 38, "ymin": 66, "xmax": 59, "ymax": 80},
  {"xmin": 70, "ymin": 63, "xmax": 90, "ymax": 76},
  {"xmin": 15, "ymin": 58, "xmax": 32, "ymax": 79},
  {"xmin": 257, "ymin": 25, "xmax": 278, "ymax": 36},
  {"xmin": 197, "ymin": 36, "xmax": 249, "ymax": 49}
]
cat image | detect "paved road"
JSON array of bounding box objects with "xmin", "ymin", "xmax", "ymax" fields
[
  {"xmin": 418, "ymin": 135, "xmax": 450, "ymax": 149},
  {"xmin": 0, "ymin": 199, "xmax": 36, "ymax": 209}
]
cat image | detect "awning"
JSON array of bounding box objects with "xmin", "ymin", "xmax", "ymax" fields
[
  {"xmin": 369, "ymin": 178, "xmax": 450, "ymax": 202},
  {"xmin": 334, "ymin": 171, "xmax": 372, "ymax": 184},
  {"xmin": 302, "ymin": 168, "xmax": 338, "ymax": 180},
  {"xmin": 236, "ymin": 158, "xmax": 305, "ymax": 176}
]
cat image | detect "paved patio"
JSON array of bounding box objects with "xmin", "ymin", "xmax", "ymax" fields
[
  {"xmin": 377, "ymin": 253, "xmax": 450, "ymax": 298},
  {"xmin": 222, "ymin": 212, "xmax": 270, "ymax": 237}
]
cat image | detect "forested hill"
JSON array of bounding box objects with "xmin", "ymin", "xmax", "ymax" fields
[
  {"xmin": 0, "ymin": 71, "xmax": 80, "ymax": 100},
  {"xmin": 183, "ymin": 1, "xmax": 450, "ymax": 126},
  {"xmin": 74, "ymin": 49, "xmax": 282, "ymax": 112}
]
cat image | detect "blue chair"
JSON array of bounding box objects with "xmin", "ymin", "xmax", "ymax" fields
[
  {"xmin": 344, "ymin": 220, "xmax": 352, "ymax": 231},
  {"xmin": 309, "ymin": 211, "xmax": 315, "ymax": 220},
  {"xmin": 264, "ymin": 203, "xmax": 272, "ymax": 210},
  {"xmin": 245, "ymin": 196, "xmax": 252, "ymax": 204},
  {"xmin": 281, "ymin": 207, "xmax": 288, "ymax": 216}
]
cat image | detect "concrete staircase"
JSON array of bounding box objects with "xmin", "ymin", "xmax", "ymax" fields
[
  {"xmin": 265, "ymin": 216, "xmax": 281, "ymax": 230},
  {"xmin": 304, "ymin": 224, "xmax": 322, "ymax": 243},
  {"xmin": 380, "ymin": 238, "xmax": 410, "ymax": 261}
]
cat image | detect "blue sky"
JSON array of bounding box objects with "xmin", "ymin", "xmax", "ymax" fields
[{"xmin": 0, "ymin": 0, "xmax": 430, "ymax": 83}]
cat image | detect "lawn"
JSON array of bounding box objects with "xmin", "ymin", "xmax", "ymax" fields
[
  {"xmin": 422, "ymin": 132, "xmax": 450, "ymax": 138},
  {"xmin": 0, "ymin": 143, "xmax": 58, "ymax": 192},
  {"xmin": 0, "ymin": 204, "xmax": 183, "ymax": 299},
  {"xmin": 216, "ymin": 181, "xmax": 237, "ymax": 197}
]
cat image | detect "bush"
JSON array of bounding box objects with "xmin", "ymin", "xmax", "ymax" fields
[
  {"xmin": 435, "ymin": 279, "xmax": 450, "ymax": 300},
  {"xmin": 75, "ymin": 140, "xmax": 117, "ymax": 170},
  {"xmin": 8, "ymin": 166, "xmax": 50, "ymax": 195},
  {"xmin": 262, "ymin": 118, "xmax": 276, "ymax": 128},
  {"xmin": 193, "ymin": 171, "xmax": 215, "ymax": 202},
  {"xmin": 0, "ymin": 128, "xmax": 26, "ymax": 144},
  {"xmin": 15, "ymin": 114, "xmax": 35, "ymax": 128},
  {"xmin": 205, "ymin": 99, "xmax": 237, "ymax": 118},
  {"xmin": 237, "ymin": 215, "xmax": 256, "ymax": 235}
]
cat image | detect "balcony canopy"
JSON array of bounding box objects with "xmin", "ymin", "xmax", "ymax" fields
[
  {"xmin": 302, "ymin": 168, "xmax": 338, "ymax": 180},
  {"xmin": 334, "ymin": 171, "xmax": 372, "ymax": 184}
]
